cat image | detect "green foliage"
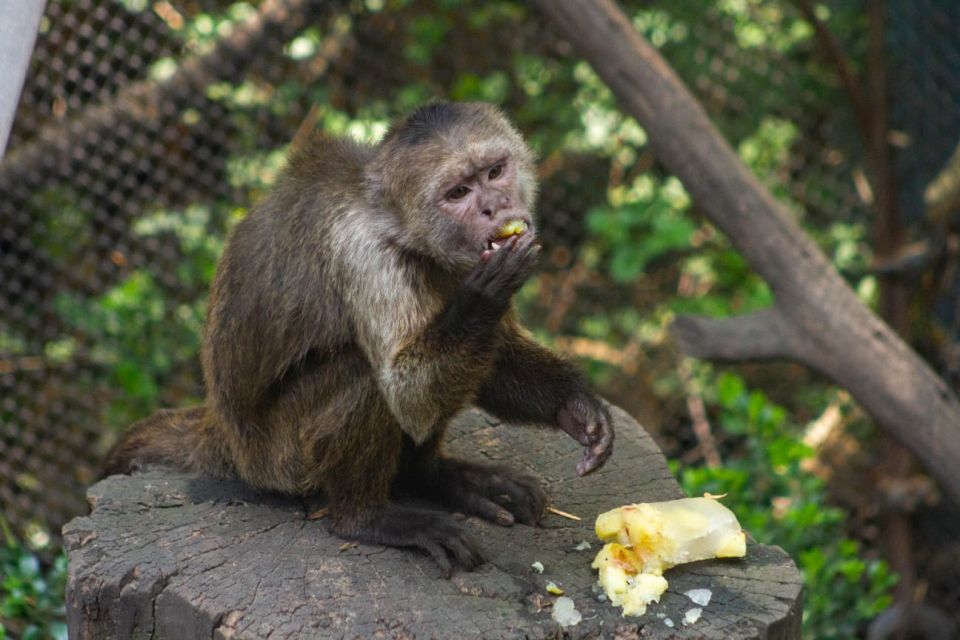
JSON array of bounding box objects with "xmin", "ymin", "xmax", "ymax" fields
[
  {"xmin": 738, "ymin": 117, "xmax": 801, "ymax": 209},
  {"xmin": 405, "ymin": 14, "xmax": 451, "ymax": 65},
  {"xmin": 53, "ymin": 269, "xmax": 202, "ymax": 427},
  {"xmin": 49, "ymin": 205, "xmax": 223, "ymax": 429},
  {"xmin": 677, "ymin": 372, "xmax": 896, "ymax": 639},
  {"xmin": 0, "ymin": 520, "xmax": 67, "ymax": 640},
  {"xmin": 20, "ymin": 0, "xmax": 895, "ymax": 635}
]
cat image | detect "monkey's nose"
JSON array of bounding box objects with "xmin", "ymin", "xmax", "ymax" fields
[{"xmin": 481, "ymin": 208, "xmax": 493, "ymax": 217}]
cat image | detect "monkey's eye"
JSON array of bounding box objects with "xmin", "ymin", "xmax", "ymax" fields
[
  {"xmin": 488, "ymin": 163, "xmax": 503, "ymax": 180},
  {"xmin": 446, "ymin": 185, "xmax": 471, "ymax": 200}
]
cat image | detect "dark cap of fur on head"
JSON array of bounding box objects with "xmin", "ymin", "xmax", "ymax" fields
[
  {"xmin": 390, "ymin": 103, "xmax": 463, "ymax": 146},
  {"xmin": 366, "ymin": 101, "xmax": 536, "ymax": 227},
  {"xmin": 383, "ymin": 102, "xmax": 499, "ymax": 148}
]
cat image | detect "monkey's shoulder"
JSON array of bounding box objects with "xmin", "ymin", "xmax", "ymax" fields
[{"xmin": 284, "ymin": 132, "xmax": 374, "ymax": 188}]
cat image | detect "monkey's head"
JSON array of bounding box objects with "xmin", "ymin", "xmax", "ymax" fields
[{"xmin": 368, "ymin": 102, "xmax": 539, "ymax": 273}]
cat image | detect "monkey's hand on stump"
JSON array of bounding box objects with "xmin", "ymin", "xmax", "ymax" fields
[
  {"xmin": 426, "ymin": 458, "xmax": 547, "ymax": 527},
  {"xmin": 332, "ymin": 505, "xmax": 485, "ymax": 579},
  {"xmin": 557, "ymin": 393, "xmax": 614, "ymax": 476}
]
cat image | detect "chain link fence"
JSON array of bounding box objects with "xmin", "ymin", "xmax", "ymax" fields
[{"xmin": 2, "ymin": 0, "xmax": 958, "ymax": 575}]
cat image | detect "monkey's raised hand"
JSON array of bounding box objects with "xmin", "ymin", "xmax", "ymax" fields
[
  {"xmin": 466, "ymin": 233, "xmax": 541, "ymax": 309},
  {"xmin": 557, "ymin": 392, "xmax": 614, "ymax": 476}
]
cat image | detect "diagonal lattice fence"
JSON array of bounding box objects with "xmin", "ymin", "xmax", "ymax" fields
[{"xmin": 2, "ymin": 1, "xmax": 958, "ymax": 579}]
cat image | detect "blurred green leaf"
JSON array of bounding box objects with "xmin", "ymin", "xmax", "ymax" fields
[
  {"xmin": 0, "ymin": 528, "xmax": 66, "ymax": 639},
  {"xmin": 678, "ymin": 372, "xmax": 896, "ymax": 639}
]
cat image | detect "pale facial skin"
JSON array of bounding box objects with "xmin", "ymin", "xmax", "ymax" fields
[{"xmin": 436, "ymin": 155, "xmax": 534, "ymax": 260}]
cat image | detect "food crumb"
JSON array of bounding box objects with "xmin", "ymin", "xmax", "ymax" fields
[
  {"xmin": 551, "ymin": 596, "xmax": 582, "ymax": 627},
  {"xmin": 531, "ymin": 561, "xmax": 544, "ymax": 574},
  {"xmin": 574, "ymin": 540, "xmax": 592, "ymax": 551},
  {"xmin": 683, "ymin": 607, "xmax": 703, "ymax": 625},
  {"xmin": 664, "ymin": 618, "xmax": 675, "ymax": 628},
  {"xmin": 684, "ymin": 588, "xmax": 712, "ymax": 607},
  {"xmin": 546, "ymin": 581, "xmax": 565, "ymax": 596}
]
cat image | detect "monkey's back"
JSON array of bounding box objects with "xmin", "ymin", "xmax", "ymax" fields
[{"xmin": 199, "ymin": 134, "xmax": 398, "ymax": 485}]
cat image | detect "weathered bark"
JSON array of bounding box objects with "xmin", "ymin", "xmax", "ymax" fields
[
  {"xmin": 532, "ymin": 0, "xmax": 960, "ymax": 504},
  {"xmin": 671, "ymin": 310, "xmax": 796, "ymax": 364},
  {"xmin": 64, "ymin": 407, "xmax": 802, "ymax": 640}
]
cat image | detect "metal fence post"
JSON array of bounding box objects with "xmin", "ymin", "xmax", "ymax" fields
[{"xmin": 0, "ymin": 1, "xmax": 47, "ymax": 158}]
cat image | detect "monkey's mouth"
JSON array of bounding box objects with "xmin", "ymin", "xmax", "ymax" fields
[{"xmin": 485, "ymin": 219, "xmax": 530, "ymax": 252}]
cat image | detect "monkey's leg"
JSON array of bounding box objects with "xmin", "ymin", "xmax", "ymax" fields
[
  {"xmin": 300, "ymin": 379, "xmax": 485, "ymax": 578},
  {"xmin": 395, "ymin": 432, "xmax": 547, "ymax": 527},
  {"xmin": 477, "ymin": 326, "xmax": 614, "ymax": 476}
]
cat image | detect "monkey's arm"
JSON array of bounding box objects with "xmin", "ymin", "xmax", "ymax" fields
[
  {"xmin": 346, "ymin": 234, "xmax": 540, "ymax": 444},
  {"xmin": 476, "ymin": 317, "xmax": 614, "ymax": 475}
]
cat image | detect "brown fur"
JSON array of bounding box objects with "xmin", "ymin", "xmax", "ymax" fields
[{"xmin": 103, "ymin": 102, "xmax": 613, "ymax": 574}]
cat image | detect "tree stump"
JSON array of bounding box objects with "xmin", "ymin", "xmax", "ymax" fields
[{"xmin": 64, "ymin": 405, "xmax": 802, "ymax": 639}]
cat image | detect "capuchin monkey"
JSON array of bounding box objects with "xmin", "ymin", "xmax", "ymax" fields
[{"xmin": 103, "ymin": 102, "xmax": 614, "ymax": 576}]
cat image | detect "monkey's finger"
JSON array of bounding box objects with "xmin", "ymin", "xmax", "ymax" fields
[
  {"xmin": 582, "ymin": 408, "xmax": 608, "ymax": 445},
  {"xmin": 576, "ymin": 428, "xmax": 614, "ymax": 476},
  {"xmin": 469, "ymin": 495, "xmax": 516, "ymax": 526},
  {"xmin": 516, "ymin": 241, "xmax": 542, "ymax": 274},
  {"xmin": 482, "ymin": 473, "xmax": 547, "ymax": 526},
  {"xmin": 557, "ymin": 406, "xmax": 593, "ymax": 447},
  {"xmin": 449, "ymin": 484, "xmax": 516, "ymax": 526},
  {"xmin": 470, "ymin": 238, "xmax": 514, "ymax": 287},
  {"xmin": 577, "ymin": 397, "xmax": 611, "ymax": 447},
  {"xmin": 509, "ymin": 233, "xmax": 539, "ymax": 262},
  {"xmin": 438, "ymin": 525, "xmax": 486, "ymax": 568},
  {"xmin": 421, "ymin": 539, "xmax": 454, "ymax": 578},
  {"xmin": 505, "ymin": 486, "xmax": 547, "ymax": 526},
  {"xmin": 443, "ymin": 534, "xmax": 485, "ymax": 570},
  {"xmin": 464, "ymin": 533, "xmax": 487, "ymax": 567},
  {"xmin": 511, "ymin": 231, "xmax": 536, "ymax": 252},
  {"xmin": 585, "ymin": 416, "xmax": 599, "ymax": 437},
  {"xmin": 575, "ymin": 450, "xmax": 599, "ymax": 477},
  {"xmin": 479, "ymin": 234, "xmax": 522, "ymax": 282}
]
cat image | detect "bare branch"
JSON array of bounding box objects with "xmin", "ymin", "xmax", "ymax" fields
[
  {"xmin": 533, "ymin": 0, "xmax": 960, "ymax": 504},
  {"xmin": 788, "ymin": 0, "xmax": 873, "ymax": 152},
  {"xmin": 678, "ymin": 359, "xmax": 722, "ymax": 468},
  {"xmin": 672, "ymin": 309, "xmax": 795, "ymax": 363},
  {"xmin": 1, "ymin": 0, "xmax": 322, "ymax": 181}
]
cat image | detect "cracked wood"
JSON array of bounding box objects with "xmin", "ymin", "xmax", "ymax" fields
[{"xmin": 65, "ymin": 406, "xmax": 801, "ymax": 639}]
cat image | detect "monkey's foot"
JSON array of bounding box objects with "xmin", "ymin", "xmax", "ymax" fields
[
  {"xmin": 430, "ymin": 458, "xmax": 547, "ymax": 527},
  {"xmin": 333, "ymin": 504, "xmax": 485, "ymax": 579}
]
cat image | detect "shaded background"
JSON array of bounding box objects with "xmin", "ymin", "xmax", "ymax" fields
[{"xmin": 2, "ymin": 1, "xmax": 960, "ymax": 638}]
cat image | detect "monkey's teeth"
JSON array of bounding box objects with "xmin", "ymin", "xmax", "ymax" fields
[{"xmin": 491, "ymin": 242, "xmax": 502, "ymax": 251}]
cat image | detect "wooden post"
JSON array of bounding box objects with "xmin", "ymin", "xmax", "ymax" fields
[{"xmin": 65, "ymin": 407, "xmax": 802, "ymax": 639}]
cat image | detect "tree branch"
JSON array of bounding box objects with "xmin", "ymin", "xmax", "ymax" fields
[
  {"xmin": 0, "ymin": 0, "xmax": 322, "ymax": 182},
  {"xmin": 672, "ymin": 309, "xmax": 795, "ymax": 363},
  {"xmin": 788, "ymin": 0, "xmax": 873, "ymax": 153},
  {"xmin": 533, "ymin": 0, "xmax": 960, "ymax": 504}
]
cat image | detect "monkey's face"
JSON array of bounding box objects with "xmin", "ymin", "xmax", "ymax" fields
[
  {"xmin": 434, "ymin": 153, "xmax": 537, "ymax": 268},
  {"xmin": 370, "ymin": 102, "xmax": 540, "ymax": 273}
]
